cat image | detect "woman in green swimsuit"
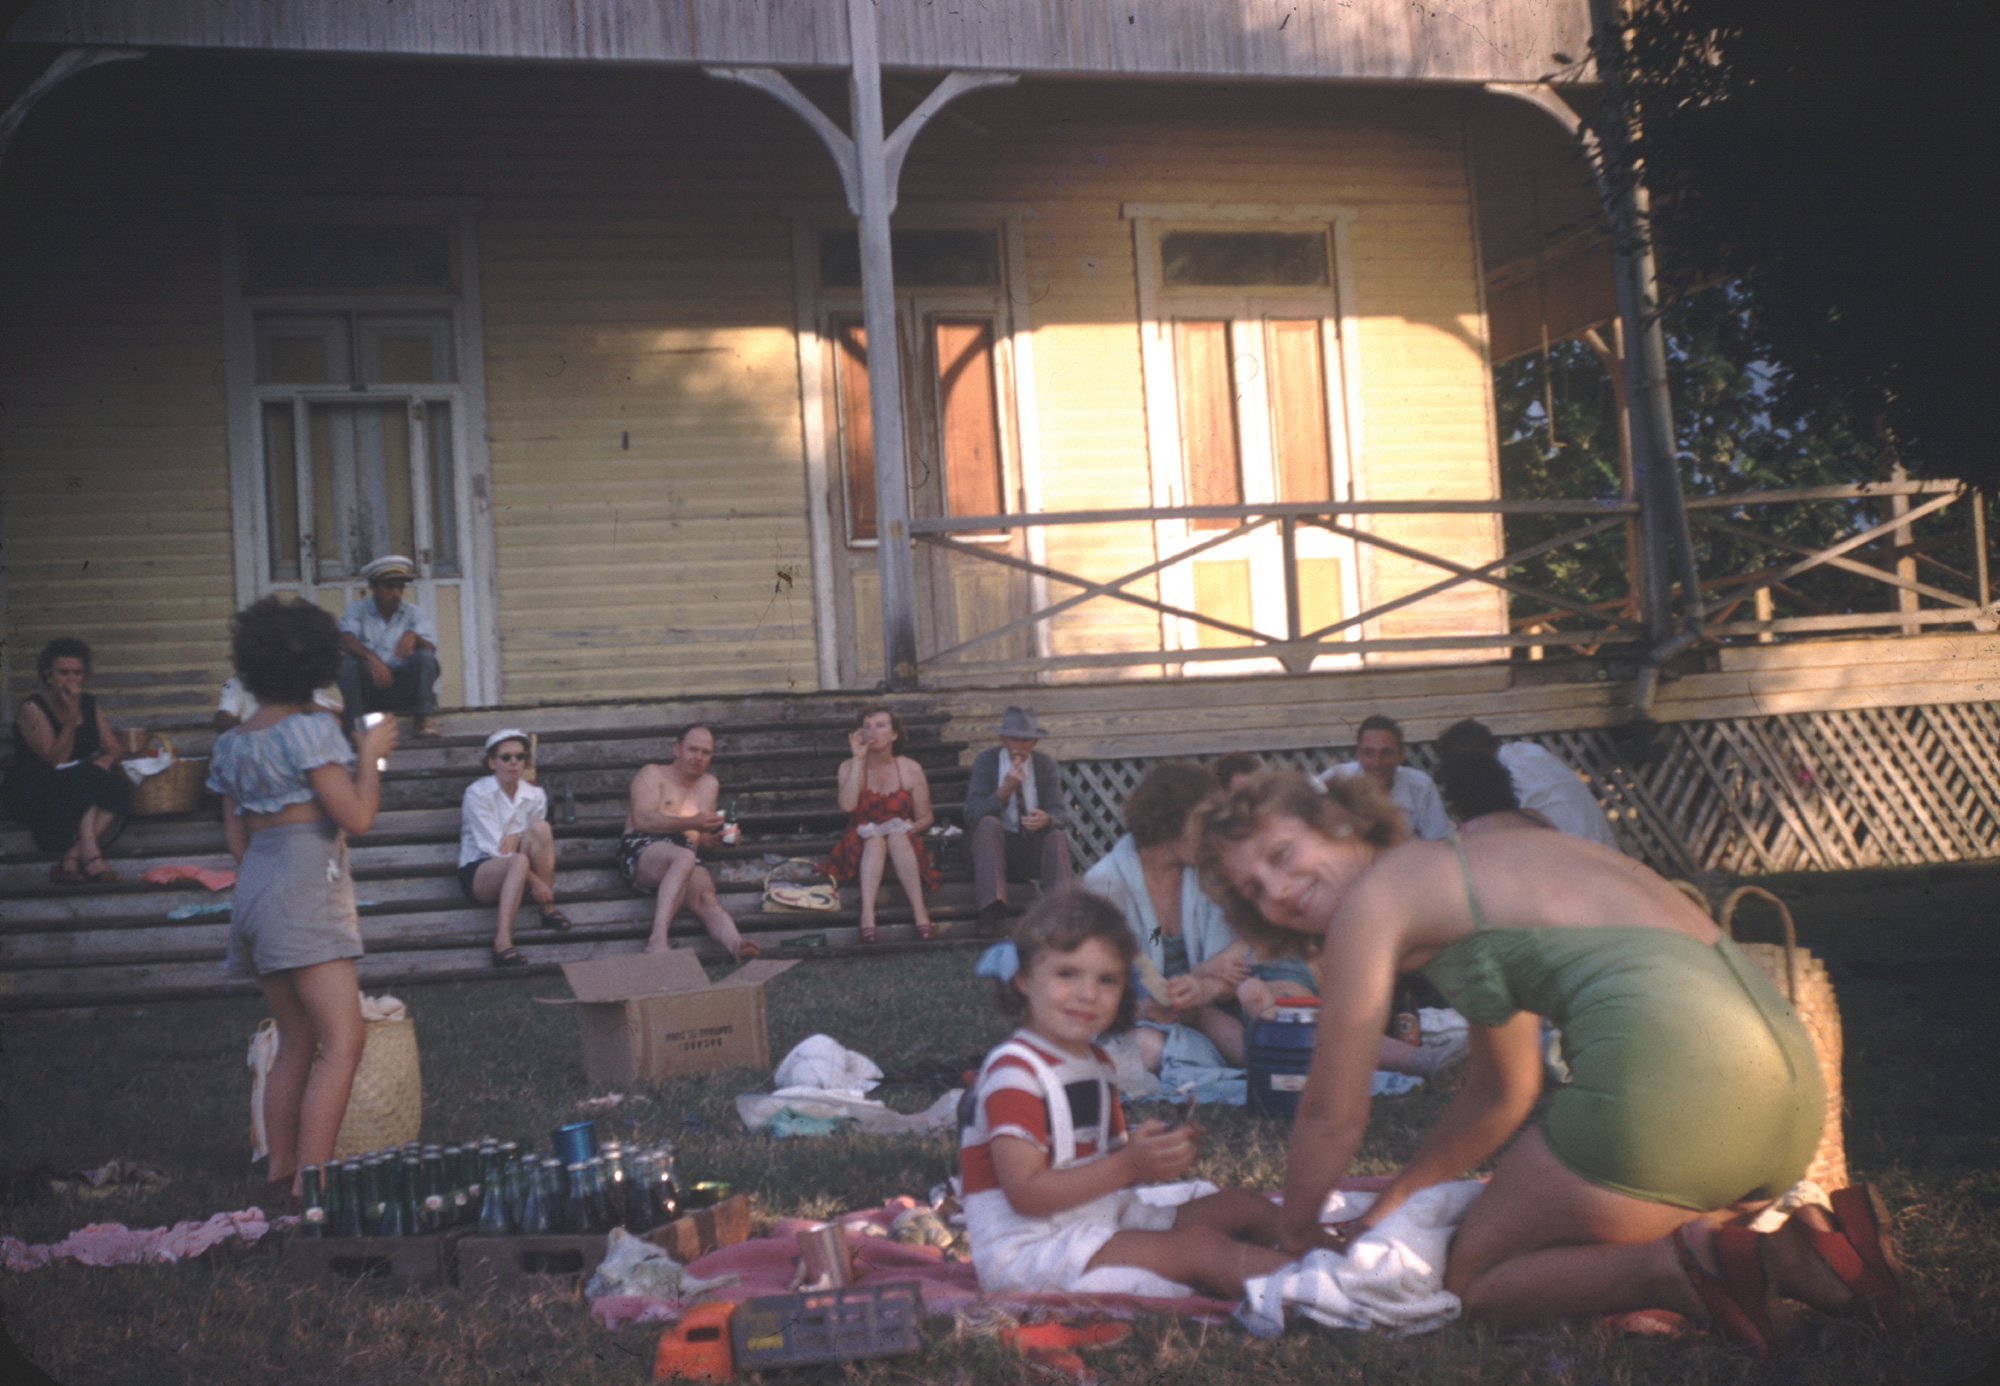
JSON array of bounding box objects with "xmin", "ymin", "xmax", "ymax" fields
[{"xmin": 1200, "ymin": 768, "xmax": 1907, "ymax": 1354}]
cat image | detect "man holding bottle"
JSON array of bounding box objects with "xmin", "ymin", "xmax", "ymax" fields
[{"xmin": 616, "ymin": 725, "xmax": 760, "ymax": 959}]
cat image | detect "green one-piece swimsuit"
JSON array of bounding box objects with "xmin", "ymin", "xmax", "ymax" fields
[{"xmin": 1419, "ymin": 835, "xmax": 1824, "ymax": 1211}]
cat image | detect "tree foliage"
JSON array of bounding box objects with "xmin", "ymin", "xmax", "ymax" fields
[{"xmin": 1619, "ymin": 0, "xmax": 2000, "ymax": 485}]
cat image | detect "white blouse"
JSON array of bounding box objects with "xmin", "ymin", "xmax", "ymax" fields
[{"xmin": 458, "ymin": 775, "xmax": 549, "ymax": 867}]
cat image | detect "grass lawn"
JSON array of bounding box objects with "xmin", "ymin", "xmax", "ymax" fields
[{"xmin": 4, "ymin": 865, "xmax": 1999, "ymax": 1385}]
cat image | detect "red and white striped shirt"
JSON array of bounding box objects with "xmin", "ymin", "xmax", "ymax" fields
[{"xmin": 960, "ymin": 1030, "xmax": 1128, "ymax": 1198}]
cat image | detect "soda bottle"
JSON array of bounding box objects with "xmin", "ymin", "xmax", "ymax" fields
[
  {"xmin": 334, "ymin": 1161, "xmax": 365, "ymax": 1239},
  {"xmin": 560, "ymin": 786, "xmax": 578, "ymax": 825},
  {"xmin": 298, "ymin": 1165, "xmax": 327, "ymax": 1238},
  {"xmin": 721, "ymin": 796, "xmax": 740, "ymax": 846},
  {"xmin": 478, "ymin": 1167, "xmax": 513, "ymax": 1235},
  {"xmin": 651, "ymin": 1145, "xmax": 682, "ymax": 1222},
  {"xmin": 623, "ymin": 1152, "xmax": 658, "ymax": 1232},
  {"xmin": 398, "ymin": 1156, "xmax": 423, "ymax": 1236},
  {"xmin": 525, "ymin": 1159, "xmax": 561, "ymax": 1235},
  {"xmin": 598, "ymin": 1144, "xmax": 630, "ymax": 1231},
  {"xmin": 418, "ymin": 1148, "xmax": 448, "ymax": 1234},
  {"xmin": 376, "ymin": 1157, "xmax": 409, "ymax": 1239},
  {"xmin": 441, "ymin": 1145, "xmax": 466, "ymax": 1226},
  {"xmin": 563, "ymin": 1161, "xmax": 594, "ymax": 1234},
  {"xmin": 360, "ymin": 1157, "xmax": 388, "ymax": 1237}
]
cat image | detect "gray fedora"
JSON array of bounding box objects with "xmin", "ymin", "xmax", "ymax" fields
[{"xmin": 995, "ymin": 706, "xmax": 1048, "ymax": 739}]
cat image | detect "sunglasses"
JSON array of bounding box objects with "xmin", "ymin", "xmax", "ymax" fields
[{"xmin": 493, "ymin": 751, "xmax": 528, "ymax": 763}]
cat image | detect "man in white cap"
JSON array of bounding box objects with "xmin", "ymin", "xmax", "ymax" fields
[
  {"xmin": 336, "ymin": 555, "xmax": 441, "ymax": 735},
  {"xmin": 963, "ymin": 706, "xmax": 1072, "ymax": 934},
  {"xmin": 1316, "ymin": 714, "xmax": 1453, "ymax": 840}
]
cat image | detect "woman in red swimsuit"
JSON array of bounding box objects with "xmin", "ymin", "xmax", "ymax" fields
[{"xmin": 823, "ymin": 706, "xmax": 938, "ymax": 942}]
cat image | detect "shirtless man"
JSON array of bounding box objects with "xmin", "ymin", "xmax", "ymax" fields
[{"xmin": 617, "ymin": 726, "xmax": 760, "ymax": 959}]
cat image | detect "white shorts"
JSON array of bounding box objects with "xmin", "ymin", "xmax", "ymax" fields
[{"xmin": 964, "ymin": 1186, "xmax": 1181, "ymax": 1294}]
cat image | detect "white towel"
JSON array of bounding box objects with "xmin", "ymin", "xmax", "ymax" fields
[
  {"xmin": 772, "ymin": 1033, "xmax": 883, "ymax": 1097},
  {"xmin": 1237, "ymin": 1181, "xmax": 1486, "ymax": 1337}
]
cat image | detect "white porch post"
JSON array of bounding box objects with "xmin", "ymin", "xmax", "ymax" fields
[{"xmin": 846, "ymin": 0, "xmax": 920, "ymax": 688}]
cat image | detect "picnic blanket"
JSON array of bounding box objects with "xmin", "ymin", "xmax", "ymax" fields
[{"xmin": 2, "ymin": 1208, "xmax": 277, "ymax": 1271}]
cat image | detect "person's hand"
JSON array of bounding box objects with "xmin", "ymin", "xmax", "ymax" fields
[
  {"xmin": 366, "ymin": 654, "xmax": 393, "ymax": 690},
  {"xmin": 1121, "ymin": 1119, "xmax": 1199, "ymax": 1182},
  {"xmin": 1162, "ymin": 974, "xmax": 1206, "ymax": 1011},
  {"xmin": 1194, "ymin": 944, "xmax": 1253, "ymax": 990},
  {"xmin": 847, "ymin": 727, "xmax": 870, "ymax": 759},
  {"xmin": 1000, "ymin": 759, "xmax": 1028, "ymax": 793},
  {"xmin": 393, "ymin": 631, "xmax": 420, "ymax": 660},
  {"xmin": 354, "ymin": 713, "xmax": 400, "ymax": 765},
  {"xmin": 1021, "ymin": 808, "xmax": 1051, "ymax": 832},
  {"xmin": 694, "ymin": 810, "xmax": 726, "ymax": 833}
]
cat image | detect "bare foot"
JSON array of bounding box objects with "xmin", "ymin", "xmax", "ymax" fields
[
  {"xmin": 643, "ymin": 937, "xmax": 673, "ymax": 954},
  {"xmin": 733, "ymin": 938, "xmax": 763, "ymax": 961}
]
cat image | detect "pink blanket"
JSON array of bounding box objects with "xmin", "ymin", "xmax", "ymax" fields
[
  {"xmin": 2, "ymin": 1208, "xmax": 273, "ymax": 1271},
  {"xmin": 591, "ymin": 1179, "xmax": 1395, "ymax": 1330},
  {"xmin": 140, "ymin": 864, "xmax": 237, "ymax": 891}
]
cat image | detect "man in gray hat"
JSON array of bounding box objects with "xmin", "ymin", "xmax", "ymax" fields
[
  {"xmin": 963, "ymin": 706, "xmax": 1071, "ymax": 934},
  {"xmin": 336, "ymin": 554, "xmax": 441, "ymax": 735}
]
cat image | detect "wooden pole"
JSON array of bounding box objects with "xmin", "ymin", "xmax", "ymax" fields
[{"xmin": 848, "ymin": 0, "xmax": 920, "ymax": 689}]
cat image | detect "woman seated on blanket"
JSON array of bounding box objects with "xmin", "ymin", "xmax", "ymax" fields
[
  {"xmin": 1085, "ymin": 761, "xmax": 1448, "ymax": 1080},
  {"xmin": 1199, "ymin": 768, "xmax": 1907, "ymax": 1354},
  {"xmin": 458, "ymin": 728, "xmax": 570, "ymax": 968},
  {"xmin": 823, "ymin": 706, "xmax": 937, "ymax": 943}
]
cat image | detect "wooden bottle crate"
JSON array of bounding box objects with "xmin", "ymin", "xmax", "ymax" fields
[{"xmin": 276, "ymin": 1229, "xmax": 465, "ymax": 1288}]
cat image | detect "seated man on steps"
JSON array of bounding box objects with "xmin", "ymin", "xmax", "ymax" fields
[
  {"xmin": 618, "ymin": 725, "xmax": 760, "ymax": 960},
  {"xmin": 964, "ymin": 706, "xmax": 1073, "ymax": 935},
  {"xmin": 336, "ymin": 555, "xmax": 441, "ymax": 736},
  {"xmin": 1315, "ymin": 713, "xmax": 1453, "ymax": 840}
]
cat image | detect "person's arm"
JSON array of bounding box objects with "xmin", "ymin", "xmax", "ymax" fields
[
  {"xmin": 1334, "ymin": 1011, "xmax": 1543, "ymax": 1239},
  {"xmin": 307, "ymin": 717, "xmax": 398, "ymax": 835},
  {"xmin": 835, "ymin": 751, "xmax": 864, "ymax": 815},
  {"xmin": 902, "ymin": 760, "xmax": 934, "ymax": 834},
  {"xmin": 463, "ymin": 780, "xmax": 506, "ymax": 858},
  {"xmin": 221, "ymin": 794, "xmax": 250, "ymax": 862},
  {"xmin": 988, "ymin": 1120, "xmax": 1198, "ymax": 1218},
  {"xmin": 961, "ymin": 749, "xmax": 1002, "ymax": 827},
  {"xmin": 625, "ymin": 768, "xmax": 722, "ymax": 836},
  {"xmin": 340, "ymin": 630, "xmax": 394, "ymax": 688},
  {"xmin": 1187, "ymin": 940, "xmax": 1253, "ymax": 999},
  {"xmin": 1274, "ymin": 887, "xmax": 1412, "ymax": 1253},
  {"xmin": 392, "ymin": 605, "xmax": 439, "ymax": 659},
  {"xmin": 91, "ymin": 701, "xmax": 121, "ymax": 769},
  {"xmin": 15, "ymin": 701, "xmax": 72, "ymax": 767},
  {"xmin": 684, "ymin": 774, "xmax": 725, "ymax": 849}
]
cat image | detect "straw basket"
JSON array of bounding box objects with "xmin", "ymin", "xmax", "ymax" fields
[
  {"xmin": 331, "ymin": 1016, "xmax": 423, "ymax": 1158},
  {"xmin": 126, "ymin": 735, "xmax": 207, "ymax": 817},
  {"xmin": 1720, "ymin": 885, "xmax": 1848, "ymax": 1193}
]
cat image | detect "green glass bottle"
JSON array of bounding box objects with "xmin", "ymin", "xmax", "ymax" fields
[
  {"xmin": 443, "ymin": 1145, "xmax": 470, "ymax": 1226},
  {"xmin": 360, "ymin": 1157, "xmax": 388, "ymax": 1237},
  {"xmin": 399, "ymin": 1156, "xmax": 423, "ymax": 1237},
  {"xmin": 298, "ymin": 1164, "xmax": 327, "ymax": 1239},
  {"xmin": 418, "ymin": 1148, "xmax": 448, "ymax": 1234},
  {"xmin": 334, "ymin": 1160, "xmax": 365, "ymax": 1239},
  {"xmin": 376, "ymin": 1156, "xmax": 409, "ymax": 1238}
]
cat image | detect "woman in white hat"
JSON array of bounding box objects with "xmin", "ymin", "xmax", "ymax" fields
[{"xmin": 459, "ymin": 728, "xmax": 569, "ymax": 966}]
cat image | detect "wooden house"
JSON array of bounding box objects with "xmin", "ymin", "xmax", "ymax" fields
[{"xmin": 0, "ymin": 0, "xmax": 1606, "ymax": 718}]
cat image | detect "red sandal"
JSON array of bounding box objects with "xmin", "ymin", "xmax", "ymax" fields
[
  {"xmin": 1674, "ymin": 1222, "xmax": 1790, "ymax": 1359},
  {"xmin": 1788, "ymin": 1185, "xmax": 1908, "ymax": 1331}
]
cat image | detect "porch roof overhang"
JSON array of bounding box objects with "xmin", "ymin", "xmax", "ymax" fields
[{"xmin": 8, "ymin": 0, "xmax": 1591, "ymax": 85}]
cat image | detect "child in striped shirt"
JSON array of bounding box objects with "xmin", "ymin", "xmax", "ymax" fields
[{"xmin": 960, "ymin": 888, "xmax": 1294, "ymax": 1300}]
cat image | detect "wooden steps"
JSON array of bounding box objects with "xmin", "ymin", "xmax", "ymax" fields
[{"xmin": 0, "ymin": 695, "xmax": 1005, "ymax": 1011}]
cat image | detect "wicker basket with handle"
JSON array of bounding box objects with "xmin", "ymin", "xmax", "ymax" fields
[
  {"xmin": 126, "ymin": 735, "xmax": 207, "ymax": 817},
  {"xmin": 1718, "ymin": 885, "xmax": 1848, "ymax": 1193},
  {"xmin": 331, "ymin": 1014, "xmax": 423, "ymax": 1158}
]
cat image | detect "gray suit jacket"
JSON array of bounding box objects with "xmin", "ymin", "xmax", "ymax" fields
[{"xmin": 963, "ymin": 747, "xmax": 1069, "ymax": 832}]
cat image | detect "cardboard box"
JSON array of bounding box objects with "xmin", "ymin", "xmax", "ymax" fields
[{"xmin": 541, "ymin": 951, "xmax": 797, "ymax": 1085}]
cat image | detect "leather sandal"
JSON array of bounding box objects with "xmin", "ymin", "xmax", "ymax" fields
[
  {"xmin": 1674, "ymin": 1222, "xmax": 1789, "ymax": 1359},
  {"xmin": 81, "ymin": 857, "xmax": 121, "ymax": 883},
  {"xmin": 1790, "ymin": 1186, "xmax": 1908, "ymax": 1331},
  {"xmin": 49, "ymin": 860, "xmax": 87, "ymax": 884},
  {"xmin": 856, "ymin": 920, "xmax": 878, "ymax": 944},
  {"xmin": 491, "ymin": 946, "xmax": 527, "ymax": 968},
  {"xmin": 537, "ymin": 904, "xmax": 574, "ymax": 932}
]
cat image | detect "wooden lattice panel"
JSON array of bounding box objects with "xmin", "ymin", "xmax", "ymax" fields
[{"xmin": 1053, "ymin": 703, "xmax": 2000, "ymax": 877}]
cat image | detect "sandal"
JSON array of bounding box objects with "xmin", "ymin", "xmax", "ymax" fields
[
  {"xmin": 81, "ymin": 857, "xmax": 121, "ymax": 883},
  {"xmin": 857, "ymin": 920, "xmax": 878, "ymax": 945},
  {"xmin": 49, "ymin": 860, "xmax": 87, "ymax": 885},
  {"xmin": 491, "ymin": 946, "xmax": 527, "ymax": 968},
  {"xmin": 537, "ymin": 905, "xmax": 574, "ymax": 932},
  {"xmin": 733, "ymin": 938, "xmax": 763, "ymax": 961},
  {"xmin": 915, "ymin": 920, "xmax": 939, "ymax": 941},
  {"xmin": 1674, "ymin": 1222, "xmax": 1789, "ymax": 1359},
  {"xmin": 1788, "ymin": 1185, "xmax": 1909, "ymax": 1331}
]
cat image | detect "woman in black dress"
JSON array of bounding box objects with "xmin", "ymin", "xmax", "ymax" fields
[{"xmin": 4, "ymin": 638, "xmax": 131, "ymax": 882}]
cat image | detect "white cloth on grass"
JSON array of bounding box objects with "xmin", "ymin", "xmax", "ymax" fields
[{"xmin": 1237, "ymin": 1180, "xmax": 1486, "ymax": 1337}]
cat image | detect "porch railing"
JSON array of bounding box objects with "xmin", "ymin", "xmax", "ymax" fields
[{"xmin": 907, "ymin": 480, "xmax": 1993, "ymax": 681}]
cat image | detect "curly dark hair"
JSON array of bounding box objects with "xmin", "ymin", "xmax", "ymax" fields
[
  {"xmin": 230, "ymin": 597, "xmax": 344, "ymax": 705},
  {"xmin": 1123, "ymin": 760, "xmax": 1220, "ymax": 849},
  {"xmin": 1195, "ymin": 767, "xmax": 1408, "ymax": 960},
  {"xmin": 855, "ymin": 704, "xmax": 905, "ymax": 755},
  {"xmin": 1209, "ymin": 751, "xmax": 1261, "ymax": 786},
  {"xmin": 996, "ymin": 887, "xmax": 1139, "ymax": 1035},
  {"xmin": 36, "ymin": 637, "xmax": 92, "ymax": 683}
]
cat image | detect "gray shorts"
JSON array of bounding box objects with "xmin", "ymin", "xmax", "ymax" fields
[{"xmin": 227, "ymin": 820, "xmax": 364, "ymax": 977}]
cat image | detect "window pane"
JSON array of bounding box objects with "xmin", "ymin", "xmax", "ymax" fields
[
  {"xmin": 426, "ymin": 402, "xmax": 460, "ymax": 576},
  {"xmin": 1161, "ymin": 231, "xmax": 1329, "ymax": 287},
  {"xmin": 832, "ymin": 320, "xmax": 877, "ymax": 542},
  {"xmin": 308, "ymin": 402, "xmax": 416, "ymax": 578},
  {"xmin": 1298, "ymin": 556, "xmax": 1344, "ymax": 637},
  {"xmin": 1267, "ymin": 319, "xmax": 1332, "ymax": 504},
  {"xmin": 373, "ymin": 333, "xmax": 445, "ymax": 384},
  {"xmin": 934, "ymin": 319, "xmax": 1005, "ymax": 529},
  {"xmin": 244, "ymin": 223, "xmax": 453, "ymax": 294},
  {"xmin": 262, "ymin": 402, "xmax": 300, "ymax": 581},
  {"xmin": 1192, "ymin": 559, "xmax": 1255, "ymax": 647},
  {"xmin": 1173, "ymin": 320, "xmax": 1242, "ymax": 531},
  {"xmin": 262, "ymin": 332, "xmax": 336, "ymax": 385},
  {"xmin": 819, "ymin": 228, "xmax": 1001, "ymax": 288}
]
